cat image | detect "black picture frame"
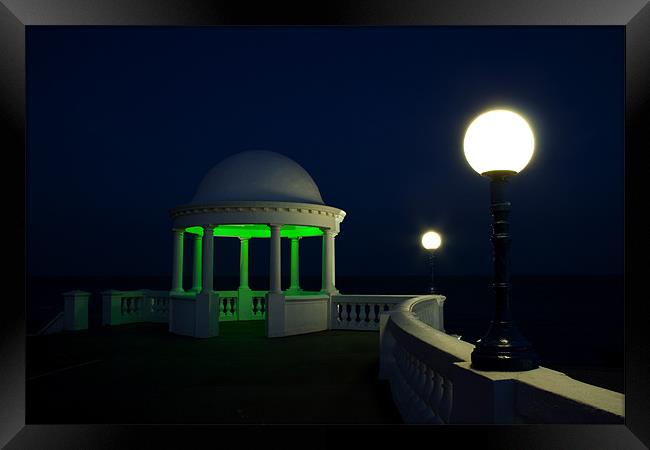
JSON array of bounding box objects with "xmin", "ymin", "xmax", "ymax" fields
[{"xmin": 2, "ymin": 1, "xmax": 648, "ymax": 448}]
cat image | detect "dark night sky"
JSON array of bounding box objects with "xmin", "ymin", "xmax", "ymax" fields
[{"xmin": 26, "ymin": 26, "xmax": 624, "ymax": 279}]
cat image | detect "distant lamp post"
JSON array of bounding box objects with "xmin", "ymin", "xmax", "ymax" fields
[
  {"xmin": 463, "ymin": 109, "xmax": 539, "ymax": 372},
  {"xmin": 421, "ymin": 231, "xmax": 442, "ymax": 294}
]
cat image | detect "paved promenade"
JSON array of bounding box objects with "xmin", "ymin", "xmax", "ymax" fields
[{"xmin": 27, "ymin": 322, "xmax": 401, "ymax": 424}]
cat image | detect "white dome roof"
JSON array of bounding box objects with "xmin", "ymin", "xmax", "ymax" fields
[{"xmin": 190, "ymin": 150, "xmax": 325, "ymax": 205}]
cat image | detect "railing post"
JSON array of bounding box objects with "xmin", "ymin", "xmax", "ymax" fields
[
  {"xmin": 141, "ymin": 290, "xmax": 151, "ymax": 322},
  {"xmin": 329, "ymin": 296, "xmax": 338, "ymax": 330},
  {"xmin": 101, "ymin": 290, "xmax": 123, "ymax": 326},
  {"xmin": 436, "ymin": 295, "xmax": 446, "ymax": 332},
  {"xmin": 63, "ymin": 291, "xmax": 90, "ymax": 331}
]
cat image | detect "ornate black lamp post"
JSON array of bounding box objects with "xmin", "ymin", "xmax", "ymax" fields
[
  {"xmin": 421, "ymin": 231, "xmax": 442, "ymax": 294},
  {"xmin": 463, "ymin": 109, "xmax": 539, "ymax": 372}
]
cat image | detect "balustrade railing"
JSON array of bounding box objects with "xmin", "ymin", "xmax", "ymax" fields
[
  {"xmin": 104, "ymin": 288, "xmax": 273, "ymax": 326},
  {"xmin": 102, "ymin": 290, "xmax": 171, "ymax": 326},
  {"xmin": 410, "ymin": 295, "xmax": 446, "ymax": 333},
  {"xmin": 251, "ymin": 293, "xmax": 267, "ymax": 319},
  {"xmin": 379, "ymin": 295, "xmax": 624, "ymax": 424},
  {"xmin": 392, "ymin": 340, "xmax": 453, "ymax": 424},
  {"xmin": 147, "ymin": 291, "xmax": 170, "ymax": 323},
  {"xmin": 329, "ymin": 295, "xmax": 415, "ymax": 331},
  {"xmin": 217, "ymin": 291, "xmax": 238, "ymax": 322}
]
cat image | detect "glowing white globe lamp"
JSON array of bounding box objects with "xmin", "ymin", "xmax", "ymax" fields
[
  {"xmin": 421, "ymin": 230, "xmax": 442, "ymax": 251},
  {"xmin": 463, "ymin": 109, "xmax": 535, "ymax": 175}
]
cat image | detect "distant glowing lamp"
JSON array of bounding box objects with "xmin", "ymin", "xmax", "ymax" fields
[
  {"xmin": 463, "ymin": 108, "xmax": 539, "ymax": 372},
  {"xmin": 421, "ymin": 230, "xmax": 442, "ymax": 294},
  {"xmin": 421, "ymin": 231, "xmax": 442, "ymax": 250}
]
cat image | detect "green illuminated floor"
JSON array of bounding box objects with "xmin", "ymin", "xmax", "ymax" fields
[{"xmin": 26, "ymin": 322, "xmax": 402, "ymax": 424}]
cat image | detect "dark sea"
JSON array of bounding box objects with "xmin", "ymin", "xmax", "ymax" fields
[{"xmin": 26, "ymin": 273, "xmax": 624, "ymax": 392}]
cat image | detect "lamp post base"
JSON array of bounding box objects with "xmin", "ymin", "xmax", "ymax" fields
[
  {"xmin": 471, "ymin": 346, "xmax": 539, "ymax": 372},
  {"xmin": 470, "ymin": 321, "xmax": 539, "ymax": 372}
]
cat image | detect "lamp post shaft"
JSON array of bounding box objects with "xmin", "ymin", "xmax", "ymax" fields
[
  {"xmin": 490, "ymin": 173, "xmax": 512, "ymax": 324},
  {"xmin": 471, "ymin": 170, "xmax": 538, "ymax": 371},
  {"xmin": 428, "ymin": 251, "xmax": 437, "ymax": 294}
]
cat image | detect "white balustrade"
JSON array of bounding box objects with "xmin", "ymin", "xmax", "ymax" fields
[
  {"xmin": 329, "ymin": 295, "xmax": 416, "ymax": 331},
  {"xmin": 251, "ymin": 292, "xmax": 267, "ymax": 319},
  {"xmin": 101, "ymin": 288, "xmax": 273, "ymax": 327},
  {"xmin": 379, "ymin": 295, "xmax": 624, "ymax": 424},
  {"xmin": 102, "ymin": 290, "xmax": 172, "ymax": 326},
  {"xmin": 218, "ymin": 291, "xmax": 238, "ymax": 322}
]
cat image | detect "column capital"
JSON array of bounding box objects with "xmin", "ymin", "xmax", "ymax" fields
[
  {"xmin": 269, "ymin": 223, "xmax": 283, "ymax": 229},
  {"xmin": 323, "ymin": 228, "xmax": 338, "ymax": 238},
  {"xmin": 238, "ymin": 236, "xmax": 250, "ymax": 242},
  {"xmin": 172, "ymin": 228, "xmax": 185, "ymax": 235}
]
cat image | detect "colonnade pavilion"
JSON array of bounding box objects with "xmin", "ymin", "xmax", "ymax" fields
[{"xmin": 166, "ymin": 150, "xmax": 346, "ymax": 338}]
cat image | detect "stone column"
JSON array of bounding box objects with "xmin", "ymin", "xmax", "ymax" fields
[
  {"xmin": 269, "ymin": 224, "xmax": 282, "ymax": 294},
  {"xmin": 201, "ymin": 225, "xmax": 214, "ymax": 293},
  {"xmin": 331, "ymin": 231, "xmax": 338, "ymax": 293},
  {"xmin": 237, "ymin": 237, "xmax": 253, "ymax": 320},
  {"xmin": 239, "ymin": 238, "xmax": 250, "ymax": 290},
  {"xmin": 194, "ymin": 225, "xmax": 218, "ymax": 338},
  {"xmin": 171, "ymin": 228, "xmax": 185, "ymax": 292},
  {"xmin": 288, "ymin": 237, "xmax": 301, "ymax": 292},
  {"xmin": 266, "ymin": 224, "xmax": 286, "ymax": 337},
  {"xmin": 322, "ymin": 228, "xmax": 335, "ymax": 294},
  {"xmin": 191, "ymin": 234, "xmax": 203, "ymax": 292},
  {"xmin": 321, "ymin": 234, "xmax": 326, "ymax": 291}
]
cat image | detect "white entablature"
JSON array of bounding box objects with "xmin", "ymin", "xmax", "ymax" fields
[{"xmin": 170, "ymin": 201, "xmax": 345, "ymax": 232}]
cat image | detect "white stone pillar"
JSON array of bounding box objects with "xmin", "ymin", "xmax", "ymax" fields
[
  {"xmin": 322, "ymin": 228, "xmax": 335, "ymax": 294},
  {"xmin": 331, "ymin": 231, "xmax": 338, "ymax": 293},
  {"xmin": 266, "ymin": 225, "xmax": 285, "ymax": 337},
  {"xmin": 191, "ymin": 234, "xmax": 202, "ymax": 292},
  {"xmin": 269, "ymin": 224, "xmax": 282, "ymax": 294},
  {"xmin": 201, "ymin": 225, "xmax": 214, "ymax": 293},
  {"xmin": 239, "ymin": 237, "xmax": 250, "ymax": 290},
  {"xmin": 321, "ymin": 233, "xmax": 326, "ymax": 292},
  {"xmin": 289, "ymin": 237, "xmax": 301, "ymax": 292},
  {"xmin": 237, "ymin": 237, "xmax": 253, "ymax": 321},
  {"xmin": 195, "ymin": 225, "xmax": 218, "ymax": 338},
  {"xmin": 171, "ymin": 228, "xmax": 185, "ymax": 292}
]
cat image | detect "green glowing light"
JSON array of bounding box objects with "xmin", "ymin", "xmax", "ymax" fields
[{"xmin": 184, "ymin": 224, "xmax": 323, "ymax": 239}]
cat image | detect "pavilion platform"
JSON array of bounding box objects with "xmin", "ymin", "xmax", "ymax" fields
[{"xmin": 26, "ymin": 321, "xmax": 402, "ymax": 424}]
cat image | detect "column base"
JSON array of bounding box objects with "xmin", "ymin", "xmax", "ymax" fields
[
  {"xmin": 237, "ymin": 287, "xmax": 253, "ymax": 320},
  {"xmin": 265, "ymin": 292, "xmax": 286, "ymax": 338},
  {"xmin": 320, "ymin": 288, "xmax": 339, "ymax": 296}
]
